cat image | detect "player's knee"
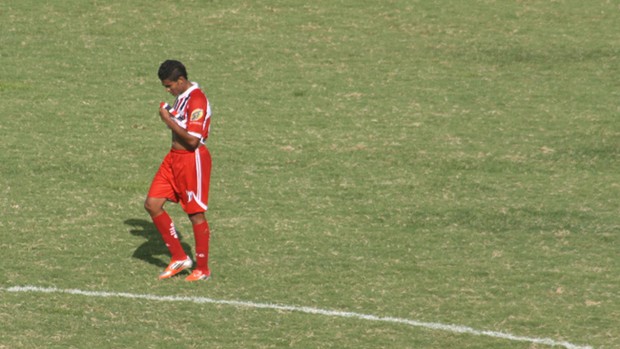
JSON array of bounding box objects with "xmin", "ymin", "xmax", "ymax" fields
[
  {"xmin": 188, "ymin": 212, "xmax": 206, "ymax": 225},
  {"xmin": 144, "ymin": 198, "xmax": 160, "ymax": 215},
  {"xmin": 143, "ymin": 200, "xmax": 153, "ymax": 214}
]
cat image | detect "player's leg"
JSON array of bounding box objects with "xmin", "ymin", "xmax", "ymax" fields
[
  {"xmin": 187, "ymin": 214, "xmax": 211, "ymax": 281},
  {"xmin": 180, "ymin": 147, "xmax": 212, "ymax": 281},
  {"xmin": 185, "ymin": 212, "xmax": 211, "ymax": 281},
  {"xmin": 145, "ymin": 154, "xmax": 192, "ymax": 279},
  {"xmin": 144, "ymin": 196, "xmax": 192, "ymax": 279},
  {"xmin": 144, "ymin": 196, "xmax": 184, "ymax": 259}
]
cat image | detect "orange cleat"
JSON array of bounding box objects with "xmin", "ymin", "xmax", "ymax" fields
[
  {"xmin": 185, "ymin": 268, "xmax": 211, "ymax": 281},
  {"xmin": 159, "ymin": 257, "xmax": 193, "ymax": 279}
]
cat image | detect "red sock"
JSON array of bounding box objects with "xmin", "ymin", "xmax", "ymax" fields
[
  {"xmin": 192, "ymin": 221, "xmax": 210, "ymax": 271},
  {"xmin": 152, "ymin": 212, "xmax": 186, "ymax": 261}
]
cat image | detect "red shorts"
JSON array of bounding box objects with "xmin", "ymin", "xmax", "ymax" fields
[{"xmin": 147, "ymin": 146, "xmax": 212, "ymax": 214}]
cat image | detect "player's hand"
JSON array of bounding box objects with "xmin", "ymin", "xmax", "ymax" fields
[
  {"xmin": 159, "ymin": 106, "xmax": 170, "ymax": 120},
  {"xmin": 160, "ymin": 102, "xmax": 181, "ymax": 129}
]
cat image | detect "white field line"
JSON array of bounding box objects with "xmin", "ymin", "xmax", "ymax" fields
[{"xmin": 2, "ymin": 285, "xmax": 592, "ymax": 349}]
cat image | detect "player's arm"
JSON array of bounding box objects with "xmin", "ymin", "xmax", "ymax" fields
[{"xmin": 159, "ymin": 106, "xmax": 201, "ymax": 150}]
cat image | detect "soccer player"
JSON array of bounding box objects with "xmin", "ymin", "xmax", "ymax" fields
[{"xmin": 144, "ymin": 60, "xmax": 213, "ymax": 281}]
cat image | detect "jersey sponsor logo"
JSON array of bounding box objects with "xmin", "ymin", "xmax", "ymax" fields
[{"xmin": 190, "ymin": 109, "xmax": 205, "ymax": 121}]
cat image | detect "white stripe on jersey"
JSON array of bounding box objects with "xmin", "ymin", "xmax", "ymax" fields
[
  {"xmin": 203, "ymin": 101, "xmax": 212, "ymax": 136},
  {"xmin": 193, "ymin": 150, "xmax": 208, "ymax": 211}
]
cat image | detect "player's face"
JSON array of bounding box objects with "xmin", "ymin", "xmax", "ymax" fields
[{"xmin": 161, "ymin": 79, "xmax": 183, "ymax": 97}]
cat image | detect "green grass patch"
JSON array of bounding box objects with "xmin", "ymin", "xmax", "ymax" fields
[{"xmin": 1, "ymin": 0, "xmax": 618, "ymax": 348}]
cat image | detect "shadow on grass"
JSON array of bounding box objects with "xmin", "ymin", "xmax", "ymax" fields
[{"xmin": 124, "ymin": 218, "xmax": 192, "ymax": 268}]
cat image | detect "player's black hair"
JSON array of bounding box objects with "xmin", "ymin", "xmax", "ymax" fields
[{"xmin": 158, "ymin": 60, "xmax": 188, "ymax": 81}]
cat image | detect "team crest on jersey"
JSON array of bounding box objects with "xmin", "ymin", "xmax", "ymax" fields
[{"xmin": 191, "ymin": 109, "xmax": 205, "ymax": 121}]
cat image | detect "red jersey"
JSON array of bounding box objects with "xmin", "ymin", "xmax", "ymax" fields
[{"xmin": 163, "ymin": 83, "xmax": 212, "ymax": 142}]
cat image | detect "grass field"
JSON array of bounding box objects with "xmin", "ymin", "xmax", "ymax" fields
[{"xmin": 1, "ymin": 0, "xmax": 619, "ymax": 348}]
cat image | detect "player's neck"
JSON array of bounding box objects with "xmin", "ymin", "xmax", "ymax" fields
[{"xmin": 178, "ymin": 80, "xmax": 193, "ymax": 95}]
